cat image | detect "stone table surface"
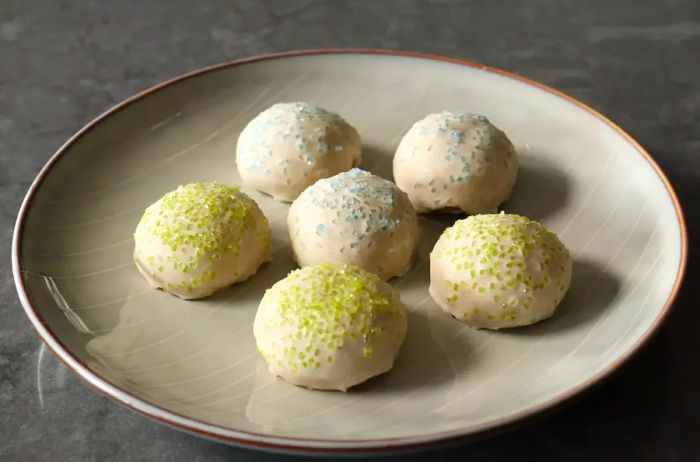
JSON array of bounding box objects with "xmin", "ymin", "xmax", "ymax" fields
[{"xmin": 1, "ymin": 0, "xmax": 699, "ymax": 460}]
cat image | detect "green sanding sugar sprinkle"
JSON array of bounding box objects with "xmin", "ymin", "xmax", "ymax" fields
[
  {"xmin": 142, "ymin": 182, "xmax": 255, "ymax": 254},
  {"xmin": 137, "ymin": 182, "xmax": 268, "ymax": 286},
  {"xmin": 263, "ymin": 263, "xmax": 401, "ymax": 371},
  {"xmin": 441, "ymin": 213, "xmax": 568, "ymax": 308}
]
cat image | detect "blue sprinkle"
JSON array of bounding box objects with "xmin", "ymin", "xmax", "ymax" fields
[
  {"xmin": 315, "ymin": 223, "xmax": 327, "ymax": 236},
  {"xmin": 349, "ymin": 167, "xmax": 369, "ymax": 176},
  {"xmin": 246, "ymin": 159, "xmax": 263, "ymax": 172},
  {"xmin": 378, "ymin": 218, "xmax": 394, "ymax": 231}
]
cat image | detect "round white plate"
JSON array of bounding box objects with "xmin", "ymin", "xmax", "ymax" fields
[{"xmin": 13, "ymin": 50, "xmax": 687, "ymax": 454}]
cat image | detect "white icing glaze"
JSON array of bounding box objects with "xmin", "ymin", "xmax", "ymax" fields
[
  {"xmin": 133, "ymin": 182, "xmax": 271, "ymax": 299},
  {"xmin": 394, "ymin": 112, "xmax": 518, "ymax": 214},
  {"xmin": 288, "ymin": 169, "xmax": 420, "ymax": 280},
  {"xmin": 429, "ymin": 213, "xmax": 571, "ymax": 329},
  {"xmin": 236, "ymin": 102, "xmax": 361, "ymax": 202},
  {"xmin": 254, "ymin": 263, "xmax": 407, "ymax": 391}
]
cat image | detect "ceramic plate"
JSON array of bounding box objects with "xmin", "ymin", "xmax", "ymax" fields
[{"xmin": 13, "ymin": 50, "xmax": 687, "ymax": 454}]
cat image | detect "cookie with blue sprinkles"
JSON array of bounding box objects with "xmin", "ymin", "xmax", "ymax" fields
[
  {"xmin": 393, "ymin": 111, "xmax": 518, "ymax": 214},
  {"xmin": 253, "ymin": 263, "xmax": 407, "ymax": 391},
  {"xmin": 287, "ymin": 168, "xmax": 420, "ymax": 280},
  {"xmin": 133, "ymin": 182, "xmax": 271, "ymax": 299},
  {"xmin": 236, "ymin": 102, "xmax": 361, "ymax": 202},
  {"xmin": 429, "ymin": 213, "xmax": 572, "ymax": 329}
]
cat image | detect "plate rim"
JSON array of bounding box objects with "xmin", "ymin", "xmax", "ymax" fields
[{"xmin": 12, "ymin": 48, "xmax": 688, "ymax": 454}]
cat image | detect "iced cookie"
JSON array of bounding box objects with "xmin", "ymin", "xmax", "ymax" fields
[
  {"xmin": 394, "ymin": 112, "xmax": 517, "ymax": 214},
  {"xmin": 236, "ymin": 102, "xmax": 361, "ymax": 202},
  {"xmin": 429, "ymin": 213, "xmax": 571, "ymax": 329},
  {"xmin": 133, "ymin": 182, "xmax": 271, "ymax": 299},
  {"xmin": 254, "ymin": 263, "xmax": 407, "ymax": 391},
  {"xmin": 287, "ymin": 168, "xmax": 420, "ymax": 280}
]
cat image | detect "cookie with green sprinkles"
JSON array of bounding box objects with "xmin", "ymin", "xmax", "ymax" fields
[
  {"xmin": 236, "ymin": 102, "xmax": 362, "ymax": 202},
  {"xmin": 429, "ymin": 213, "xmax": 572, "ymax": 329},
  {"xmin": 253, "ymin": 263, "xmax": 407, "ymax": 391},
  {"xmin": 287, "ymin": 168, "xmax": 421, "ymax": 280},
  {"xmin": 393, "ymin": 111, "xmax": 518, "ymax": 214},
  {"xmin": 133, "ymin": 182, "xmax": 271, "ymax": 299}
]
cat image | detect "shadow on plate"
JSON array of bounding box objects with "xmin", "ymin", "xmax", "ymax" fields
[
  {"xmin": 354, "ymin": 308, "xmax": 472, "ymax": 394},
  {"xmin": 361, "ymin": 146, "xmax": 571, "ymax": 225},
  {"xmin": 505, "ymin": 257, "xmax": 621, "ymax": 336},
  {"xmin": 420, "ymin": 210, "xmax": 464, "ymax": 234},
  {"xmin": 200, "ymin": 236, "xmax": 296, "ymax": 306},
  {"xmin": 505, "ymin": 153, "xmax": 571, "ymax": 221},
  {"xmin": 360, "ymin": 144, "xmax": 394, "ymax": 181}
]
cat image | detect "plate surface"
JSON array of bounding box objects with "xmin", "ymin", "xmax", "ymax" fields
[{"xmin": 13, "ymin": 50, "xmax": 686, "ymax": 453}]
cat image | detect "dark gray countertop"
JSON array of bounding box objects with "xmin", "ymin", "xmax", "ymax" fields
[{"xmin": 2, "ymin": 0, "xmax": 699, "ymax": 460}]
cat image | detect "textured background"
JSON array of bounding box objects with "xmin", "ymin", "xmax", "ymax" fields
[{"xmin": 1, "ymin": 0, "xmax": 699, "ymax": 460}]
